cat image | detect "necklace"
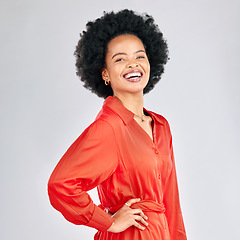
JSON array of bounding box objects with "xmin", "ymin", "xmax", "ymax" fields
[
  {"xmin": 113, "ymin": 95, "xmax": 145, "ymax": 122},
  {"xmin": 134, "ymin": 113, "xmax": 145, "ymax": 122}
]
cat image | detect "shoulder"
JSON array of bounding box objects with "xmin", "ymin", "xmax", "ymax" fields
[
  {"xmin": 95, "ymin": 105, "xmax": 124, "ymax": 129},
  {"xmin": 147, "ymin": 110, "xmax": 172, "ymax": 138},
  {"xmin": 78, "ymin": 108, "xmax": 121, "ymax": 143},
  {"xmin": 82, "ymin": 117, "xmax": 115, "ymax": 139},
  {"xmin": 147, "ymin": 110, "xmax": 169, "ymax": 126}
]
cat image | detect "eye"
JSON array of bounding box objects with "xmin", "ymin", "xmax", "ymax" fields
[
  {"xmin": 136, "ymin": 56, "xmax": 145, "ymax": 59},
  {"xmin": 115, "ymin": 58, "xmax": 124, "ymax": 62}
]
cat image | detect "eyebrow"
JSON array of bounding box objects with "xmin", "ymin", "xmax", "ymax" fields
[{"xmin": 111, "ymin": 50, "xmax": 146, "ymax": 59}]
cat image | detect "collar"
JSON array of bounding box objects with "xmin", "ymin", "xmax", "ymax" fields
[{"xmin": 103, "ymin": 96, "xmax": 164, "ymax": 125}]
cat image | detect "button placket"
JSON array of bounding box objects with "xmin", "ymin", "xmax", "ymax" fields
[{"xmin": 152, "ymin": 144, "xmax": 162, "ymax": 182}]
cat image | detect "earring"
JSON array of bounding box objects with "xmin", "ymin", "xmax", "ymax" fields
[{"xmin": 105, "ymin": 80, "xmax": 110, "ymax": 85}]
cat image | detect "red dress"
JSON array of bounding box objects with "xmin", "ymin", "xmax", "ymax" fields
[{"xmin": 48, "ymin": 96, "xmax": 187, "ymax": 240}]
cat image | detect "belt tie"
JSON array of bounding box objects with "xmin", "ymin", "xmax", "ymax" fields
[{"xmin": 102, "ymin": 200, "xmax": 166, "ymax": 214}]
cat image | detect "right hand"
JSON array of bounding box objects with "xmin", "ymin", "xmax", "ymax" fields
[{"xmin": 107, "ymin": 198, "xmax": 148, "ymax": 233}]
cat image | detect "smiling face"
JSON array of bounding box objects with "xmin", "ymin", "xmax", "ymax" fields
[{"xmin": 102, "ymin": 34, "xmax": 150, "ymax": 97}]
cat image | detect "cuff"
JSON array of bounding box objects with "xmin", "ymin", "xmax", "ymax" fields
[{"xmin": 86, "ymin": 204, "xmax": 114, "ymax": 232}]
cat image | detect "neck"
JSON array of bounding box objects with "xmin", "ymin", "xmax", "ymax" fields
[{"xmin": 113, "ymin": 92, "xmax": 144, "ymax": 116}]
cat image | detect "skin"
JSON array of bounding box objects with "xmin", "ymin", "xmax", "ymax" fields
[{"xmin": 102, "ymin": 34, "xmax": 153, "ymax": 233}]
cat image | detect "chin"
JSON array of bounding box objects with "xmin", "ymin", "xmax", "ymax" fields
[{"xmin": 125, "ymin": 86, "xmax": 147, "ymax": 94}]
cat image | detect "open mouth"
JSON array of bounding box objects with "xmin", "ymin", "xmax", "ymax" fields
[{"xmin": 123, "ymin": 70, "xmax": 143, "ymax": 82}]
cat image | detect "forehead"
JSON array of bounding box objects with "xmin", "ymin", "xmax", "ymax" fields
[{"xmin": 107, "ymin": 34, "xmax": 145, "ymax": 53}]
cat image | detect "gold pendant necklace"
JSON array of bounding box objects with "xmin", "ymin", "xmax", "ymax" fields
[
  {"xmin": 134, "ymin": 113, "xmax": 145, "ymax": 122},
  {"xmin": 113, "ymin": 95, "xmax": 145, "ymax": 122}
]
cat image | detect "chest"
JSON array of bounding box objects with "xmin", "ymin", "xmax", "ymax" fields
[{"xmin": 114, "ymin": 121, "xmax": 172, "ymax": 178}]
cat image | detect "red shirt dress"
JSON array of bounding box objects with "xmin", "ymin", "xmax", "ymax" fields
[{"xmin": 48, "ymin": 96, "xmax": 187, "ymax": 240}]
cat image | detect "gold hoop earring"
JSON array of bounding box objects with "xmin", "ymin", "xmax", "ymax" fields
[{"xmin": 105, "ymin": 80, "xmax": 110, "ymax": 85}]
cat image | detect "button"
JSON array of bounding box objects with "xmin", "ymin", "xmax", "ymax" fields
[{"xmin": 152, "ymin": 144, "xmax": 159, "ymax": 154}]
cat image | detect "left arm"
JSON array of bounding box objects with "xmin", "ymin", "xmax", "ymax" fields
[{"xmin": 163, "ymin": 122, "xmax": 187, "ymax": 240}]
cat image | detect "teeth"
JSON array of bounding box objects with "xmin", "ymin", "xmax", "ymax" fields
[{"xmin": 124, "ymin": 72, "xmax": 141, "ymax": 79}]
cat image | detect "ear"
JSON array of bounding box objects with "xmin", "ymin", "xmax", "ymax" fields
[{"xmin": 101, "ymin": 68, "xmax": 109, "ymax": 81}]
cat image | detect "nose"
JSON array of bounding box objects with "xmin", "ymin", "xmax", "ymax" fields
[{"xmin": 127, "ymin": 61, "xmax": 139, "ymax": 68}]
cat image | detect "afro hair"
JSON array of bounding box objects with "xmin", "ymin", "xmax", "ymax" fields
[{"xmin": 74, "ymin": 9, "xmax": 169, "ymax": 99}]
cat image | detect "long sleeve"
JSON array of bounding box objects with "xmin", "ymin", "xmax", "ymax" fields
[
  {"xmin": 163, "ymin": 123, "xmax": 187, "ymax": 240},
  {"xmin": 48, "ymin": 119, "xmax": 118, "ymax": 232}
]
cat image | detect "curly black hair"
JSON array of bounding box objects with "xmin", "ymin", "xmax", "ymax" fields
[{"xmin": 74, "ymin": 9, "xmax": 169, "ymax": 99}]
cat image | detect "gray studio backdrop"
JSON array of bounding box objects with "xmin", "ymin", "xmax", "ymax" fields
[{"xmin": 1, "ymin": 0, "xmax": 239, "ymax": 239}]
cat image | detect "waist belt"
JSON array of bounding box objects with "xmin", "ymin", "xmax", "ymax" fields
[{"xmin": 102, "ymin": 200, "xmax": 166, "ymax": 214}]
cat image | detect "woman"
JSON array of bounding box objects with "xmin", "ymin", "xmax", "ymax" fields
[{"xmin": 48, "ymin": 9, "xmax": 187, "ymax": 240}]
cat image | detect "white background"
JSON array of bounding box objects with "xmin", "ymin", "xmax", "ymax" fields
[{"xmin": 1, "ymin": 0, "xmax": 239, "ymax": 239}]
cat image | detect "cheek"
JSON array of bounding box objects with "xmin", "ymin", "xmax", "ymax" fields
[
  {"xmin": 147, "ymin": 63, "xmax": 150, "ymax": 71},
  {"xmin": 145, "ymin": 64, "xmax": 151, "ymax": 82},
  {"xmin": 143, "ymin": 58, "xmax": 150, "ymax": 69},
  {"xmin": 109, "ymin": 65, "xmax": 124, "ymax": 78},
  {"xmin": 145, "ymin": 62, "xmax": 150, "ymax": 74}
]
